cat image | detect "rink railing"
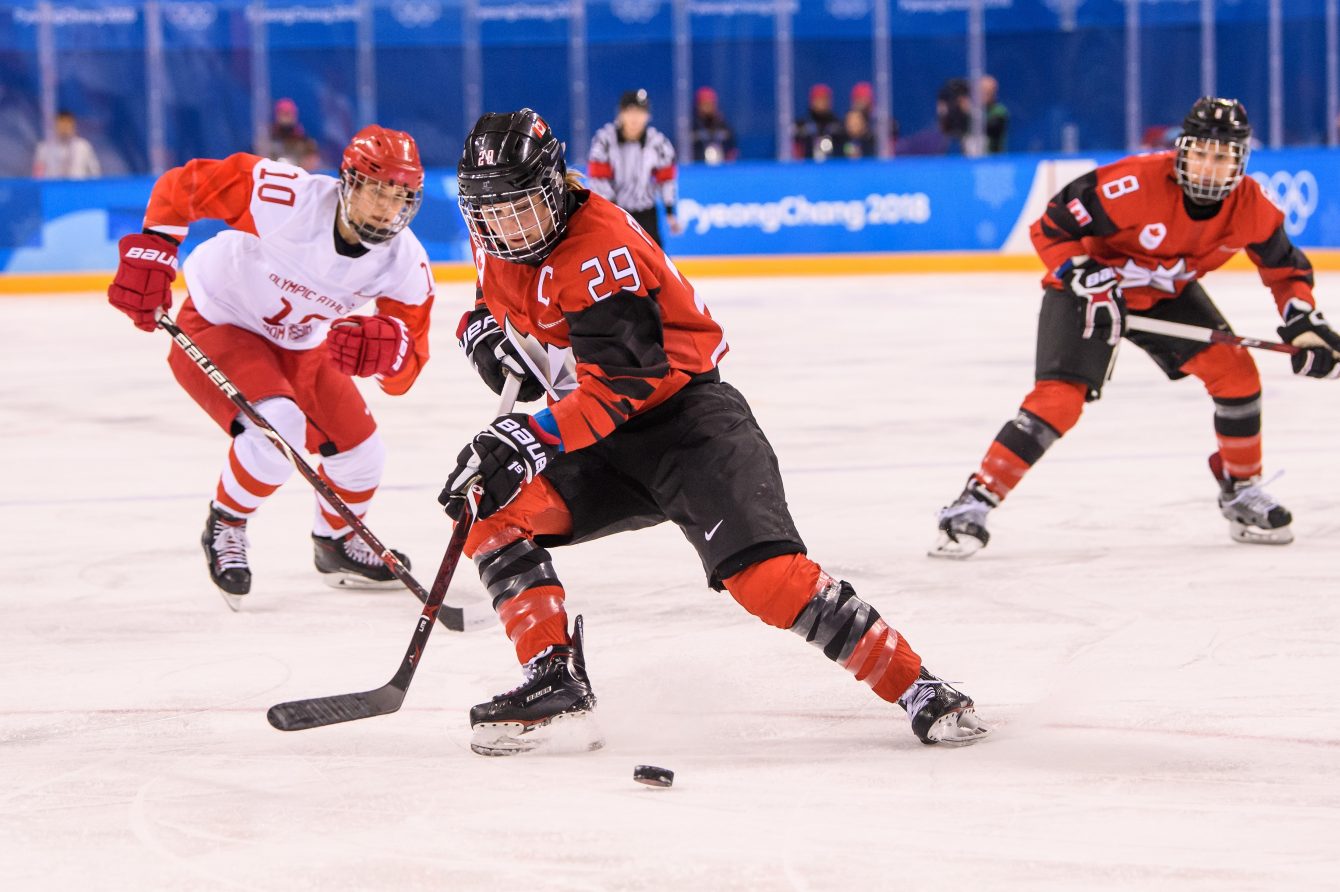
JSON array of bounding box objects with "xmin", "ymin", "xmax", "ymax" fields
[{"xmin": 2, "ymin": 149, "xmax": 1335, "ymax": 292}]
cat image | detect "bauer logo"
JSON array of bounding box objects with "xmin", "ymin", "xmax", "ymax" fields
[
  {"xmin": 126, "ymin": 246, "xmax": 178, "ymax": 268},
  {"xmin": 676, "ymin": 192, "xmax": 930, "ymax": 235},
  {"xmin": 1251, "ymin": 170, "xmax": 1319, "ymax": 237}
]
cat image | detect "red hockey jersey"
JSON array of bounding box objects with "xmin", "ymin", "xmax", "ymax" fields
[
  {"xmin": 1030, "ymin": 151, "xmax": 1315, "ymax": 313},
  {"xmin": 471, "ymin": 191, "xmax": 728, "ymax": 451}
]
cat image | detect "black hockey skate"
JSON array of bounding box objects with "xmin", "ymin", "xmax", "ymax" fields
[
  {"xmin": 202, "ymin": 505, "xmax": 250, "ymax": 610},
  {"xmin": 897, "ymin": 666, "xmax": 990, "ymax": 746},
  {"xmin": 312, "ymin": 532, "xmax": 409, "ymax": 589},
  {"xmin": 469, "ymin": 615, "xmax": 603, "ymax": 757},
  {"xmin": 1209, "ymin": 453, "xmax": 1293, "ymax": 545},
  {"xmin": 928, "ymin": 476, "xmax": 1000, "ymax": 560}
]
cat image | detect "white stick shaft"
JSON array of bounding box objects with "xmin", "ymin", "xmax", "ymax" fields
[{"xmin": 1124, "ymin": 315, "xmax": 1213, "ymax": 342}]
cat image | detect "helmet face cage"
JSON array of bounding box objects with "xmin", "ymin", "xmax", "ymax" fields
[
  {"xmin": 1174, "ymin": 134, "xmax": 1249, "ymax": 203},
  {"xmin": 338, "ymin": 168, "xmax": 423, "ymax": 245},
  {"xmin": 458, "ymin": 177, "xmax": 567, "ymax": 264}
]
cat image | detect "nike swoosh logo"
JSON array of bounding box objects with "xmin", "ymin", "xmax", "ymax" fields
[
  {"xmin": 704, "ymin": 519, "xmax": 724, "ymax": 541},
  {"xmin": 538, "ymin": 318, "xmax": 564, "ymax": 329}
]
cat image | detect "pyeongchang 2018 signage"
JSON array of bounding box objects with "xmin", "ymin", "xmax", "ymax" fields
[
  {"xmin": 672, "ymin": 157, "xmax": 1028, "ymax": 254},
  {"xmin": 670, "ymin": 149, "xmax": 1340, "ymax": 256},
  {"xmin": 1, "ymin": 149, "xmax": 1338, "ymax": 273}
]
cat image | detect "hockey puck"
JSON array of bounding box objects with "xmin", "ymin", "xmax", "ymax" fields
[{"xmin": 633, "ymin": 765, "xmax": 674, "ymax": 788}]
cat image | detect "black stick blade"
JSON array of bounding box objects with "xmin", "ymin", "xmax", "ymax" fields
[{"xmin": 267, "ymin": 685, "xmax": 405, "ymax": 731}]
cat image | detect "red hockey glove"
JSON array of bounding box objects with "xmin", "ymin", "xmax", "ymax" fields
[
  {"xmin": 107, "ymin": 232, "xmax": 179, "ymax": 332},
  {"xmin": 437, "ymin": 413, "xmax": 559, "ymax": 520},
  {"xmin": 326, "ymin": 314, "xmax": 412, "ymax": 377}
]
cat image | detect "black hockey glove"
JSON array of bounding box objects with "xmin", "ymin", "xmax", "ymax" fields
[
  {"xmin": 457, "ymin": 307, "xmax": 547, "ymax": 402},
  {"xmin": 438, "ymin": 413, "xmax": 560, "ymax": 520},
  {"xmin": 1059, "ymin": 256, "xmax": 1126, "ymax": 347},
  {"xmin": 1277, "ymin": 299, "xmax": 1340, "ymax": 379}
]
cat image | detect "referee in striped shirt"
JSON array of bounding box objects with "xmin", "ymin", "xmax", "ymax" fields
[{"xmin": 587, "ymin": 89, "xmax": 681, "ymax": 246}]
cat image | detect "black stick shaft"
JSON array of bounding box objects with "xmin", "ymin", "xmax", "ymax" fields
[{"xmin": 266, "ymin": 374, "xmax": 522, "ymax": 731}]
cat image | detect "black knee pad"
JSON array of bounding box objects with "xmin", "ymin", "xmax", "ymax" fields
[
  {"xmin": 789, "ymin": 580, "xmax": 881, "ymax": 664},
  {"xmin": 475, "ymin": 538, "xmax": 561, "ymax": 609}
]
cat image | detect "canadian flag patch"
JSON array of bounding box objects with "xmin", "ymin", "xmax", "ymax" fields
[
  {"xmin": 1067, "ymin": 198, "xmax": 1092, "ymax": 227},
  {"xmin": 531, "ymin": 119, "xmax": 548, "ymax": 139}
]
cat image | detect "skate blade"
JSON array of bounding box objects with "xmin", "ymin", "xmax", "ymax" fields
[
  {"xmin": 924, "ymin": 708, "xmax": 991, "ymax": 747},
  {"xmin": 217, "ymin": 589, "xmax": 245, "ymax": 612},
  {"xmin": 470, "ymin": 711, "xmax": 604, "ymax": 757},
  {"xmin": 927, "ymin": 531, "xmax": 984, "ymax": 560},
  {"xmin": 317, "ymin": 571, "xmax": 403, "ymax": 591},
  {"xmin": 1228, "ymin": 521, "xmax": 1294, "ymax": 546}
]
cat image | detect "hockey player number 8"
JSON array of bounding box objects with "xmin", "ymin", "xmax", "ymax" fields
[
  {"xmin": 1101, "ymin": 175, "xmax": 1140, "ymax": 200},
  {"xmin": 580, "ymin": 246, "xmax": 641, "ymax": 301}
]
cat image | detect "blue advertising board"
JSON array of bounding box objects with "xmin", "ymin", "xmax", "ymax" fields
[{"xmin": 0, "ymin": 148, "xmax": 1334, "ymax": 274}]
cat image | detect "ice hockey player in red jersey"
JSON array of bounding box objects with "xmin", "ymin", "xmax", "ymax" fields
[
  {"xmin": 439, "ymin": 109, "xmax": 989, "ymax": 755},
  {"xmin": 930, "ymin": 98, "xmax": 1339, "ymax": 559},
  {"xmin": 107, "ymin": 126, "xmax": 436, "ymax": 601}
]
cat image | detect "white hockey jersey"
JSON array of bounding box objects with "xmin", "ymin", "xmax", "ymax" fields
[{"xmin": 143, "ymin": 152, "xmax": 435, "ymax": 394}]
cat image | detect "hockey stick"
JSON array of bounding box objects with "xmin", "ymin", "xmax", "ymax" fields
[
  {"xmin": 1124, "ymin": 315, "xmax": 1301, "ymax": 355},
  {"xmin": 265, "ymin": 374, "xmax": 522, "ymax": 731},
  {"xmin": 158, "ymin": 313, "xmax": 492, "ymax": 632}
]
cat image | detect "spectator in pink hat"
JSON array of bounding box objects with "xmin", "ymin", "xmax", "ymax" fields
[
  {"xmin": 793, "ymin": 83, "xmax": 843, "ymax": 161},
  {"xmin": 691, "ymin": 86, "xmax": 737, "ymax": 165},
  {"xmin": 263, "ymin": 97, "xmax": 321, "ymax": 171},
  {"xmin": 850, "ymin": 81, "xmax": 875, "ymax": 120}
]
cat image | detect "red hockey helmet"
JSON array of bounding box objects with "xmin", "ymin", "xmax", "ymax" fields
[{"xmin": 338, "ymin": 125, "xmax": 424, "ymax": 245}]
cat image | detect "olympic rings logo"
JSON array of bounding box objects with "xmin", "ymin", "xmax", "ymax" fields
[
  {"xmin": 1250, "ymin": 169, "xmax": 1319, "ymax": 237},
  {"xmin": 611, "ymin": 0, "xmax": 661, "ymax": 23},
  {"xmin": 391, "ymin": 0, "xmax": 442, "ymax": 27},
  {"xmin": 164, "ymin": 3, "xmax": 216, "ymax": 31}
]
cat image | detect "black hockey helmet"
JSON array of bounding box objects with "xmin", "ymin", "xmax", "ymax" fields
[
  {"xmin": 457, "ymin": 109, "xmax": 569, "ymax": 264},
  {"xmin": 1175, "ymin": 97, "xmax": 1252, "ymax": 203}
]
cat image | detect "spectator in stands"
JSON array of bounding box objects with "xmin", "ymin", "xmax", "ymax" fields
[
  {"xmin": 937, "ymin": 78, "xmax": 972, "ymax": 148},
  {"xmin": 840, "ymin": 109, "xmax": 876, "ymax": 159},
  {"xmin": 850, "ymin": 81, "xmax": 875, "ymax": 122},
  {"xmin": 894, "ymin": 81, "xmax": 968, "ymax": 156},
  {"xmin": 263, "ymin": 98, "xmax": 320, "ymax": 171},
  {"xmin": 793, "ymin": 83, "xmax": 844, "ymax": 161},
  {"xmin": 691, "ymin": 86, "xmax": 737, "ymax": 165},
  {"xmin": 32, "ymin": 110, "xmax": 100, "ymax": 179},
  {"xmin": 588, "ymin": 88, "xmax": 680, "ymax": 245},
  {"xmin": 848, "ymin": 80, "xmax": 899, "ymax": 155},
  {"xmin": 980, "ymin": 75, "xmax": 1009, "ymax": 154}
]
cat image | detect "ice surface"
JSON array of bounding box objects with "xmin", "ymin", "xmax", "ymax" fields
[{"xmin": 3, "ymin": 272, "xmax": 1338, "ymax": 890}]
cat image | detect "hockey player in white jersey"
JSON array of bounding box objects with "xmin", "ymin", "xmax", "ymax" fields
[{"xmin": 107, "ymin": 126, "xmax": 436, "ymax": 601}]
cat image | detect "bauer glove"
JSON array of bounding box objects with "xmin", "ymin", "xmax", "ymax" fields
[
  {"xmin": 1278, "ymin": 298, "xmax": 1340, "ymax": 379},
  {"xmin": 1059, "ymin": 255, "xmax": 1125, "ymax": 347},
  {"xmin": 108, "ymin": 231, "xmax": 179, "ymax": 332},
  {"xmin": 457, "ymin": 307, "xmax": 546, "ymax": 402},
  {"xmin": 438, "ymin": 413, "xmax": 559, "ymax": 520},
  {"xmin": 326, "ymin": 314, "xmax": 412, "ymax": 377}
]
